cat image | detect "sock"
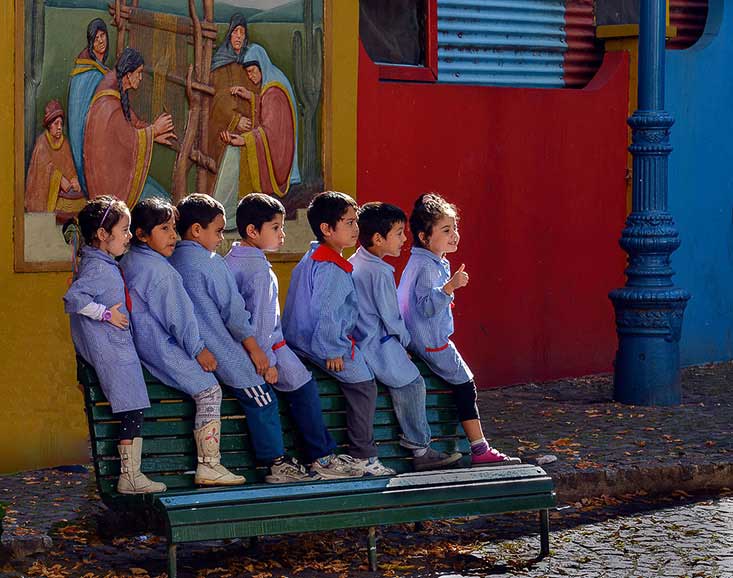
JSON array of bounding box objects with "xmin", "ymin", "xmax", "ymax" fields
[
  {"xmin": 413, "ymin": 447, "xmax": 428, "ymax": 457},
  {"xmin": 470, "ymin": 438, "xmax": 489, "ymax": 456}
]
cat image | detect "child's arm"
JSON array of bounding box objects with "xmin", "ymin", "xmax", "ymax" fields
[
  {"xmin": 147, "ymin": 274, "xmax": 210, "ymax": 362},
  {"xmin": 413, "ymin": 265, "xmax": 454, "ymax": 318},
  {"xmin": 241, "ymin": 270, "xmax": 279, "ymax": 370},
  {"xmin": 63, "ymin": 265, "xmax": 129, "ymax": 329},
  {"xmin": 205, "ymin": 266, "xmax": 268, "ymax": 375},
  {"xmin": 311, "ymin": 265, "xmax": 351, "ymax": 368},
  {"xmin": 442, "ymin": 264, "xmax": 469, "ymax": 296},
  {"xmin": 373, "ymin": 273, "xmax": 412, "ymax": 348}
]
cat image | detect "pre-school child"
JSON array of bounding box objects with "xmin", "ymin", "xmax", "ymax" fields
[
  {"xmin": 170, "ymin": 194, "xmax": 311, "ymax": 483},
  {"xmin": 224, "ymin": 193, "xmax": 362, "ymax": 478},
  {"xmin": 63, "ymin": 196, "xmax": 166, "ymax": 494},
  {"xmin": 397, "ymin": 194, "xmax": 518, "ymax": 465},
  {"xmin": 282, "ymin": 191, "xmax": 395, "ymax": 477},
  {"xmin": 120, "ymin": 197, "xmax": 244, "ymax": 486},
  {"xmin": 350, "ymin": 202, "xmax": 463, "ymax": 471}
]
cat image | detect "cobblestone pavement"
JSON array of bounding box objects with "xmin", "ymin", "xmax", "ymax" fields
[{"xmin": 1, "ymin": 363, "xmax": 731, "ymax": 576}]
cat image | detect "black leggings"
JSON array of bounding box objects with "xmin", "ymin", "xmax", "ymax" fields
[
  {"xmin": 117, "ymin": 409, "xmax": 144, "ymax": 441},
  {"xmin": 451, "ymin": 380, "xmax": 480, "ymax": 422}
]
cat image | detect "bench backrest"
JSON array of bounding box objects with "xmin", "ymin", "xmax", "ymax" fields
[{"xmin": 77, "ymin": 357, "xmax": 469, "ymax": 508}]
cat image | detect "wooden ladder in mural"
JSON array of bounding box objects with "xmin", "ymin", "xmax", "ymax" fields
[{"xmin": 110, "ymin": 0, "xmax": 218, "ymax": 202}]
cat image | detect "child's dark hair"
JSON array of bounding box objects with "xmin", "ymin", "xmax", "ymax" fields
[
  {"xmin": 409, "ymin": 193, "xmax": 457, "ymax": 248},
  {"xmin": 77, "ymin": 195, "xmax": 129, "ymax": 246},
  {"xmin": 176, "ymin": 193, "xmax": 225, "ymax": 236},
  {"xmin": 357, "ymin": 202, "xmax": 406, "ymax": 248},
  {"xmin": 130, "ymin": 197, "xmax": 177, "ymax": 245},
  {"xmin": 307, "ymin": 191, "xmax": 358, "ymax": 243},
  {"xmin": 236, "ymin": 193, "xmax": 285, "ymax": 238}
]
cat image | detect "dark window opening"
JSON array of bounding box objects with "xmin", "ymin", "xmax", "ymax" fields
[{"xmin": 359, "ymin": 0, "xmax": 427, "ymax": 66}]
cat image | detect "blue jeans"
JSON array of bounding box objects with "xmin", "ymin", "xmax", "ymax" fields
[
  {"xmin": 231, "ymin": 383, "xmax": 285, "ymax": 463},
  {"xmin": 281, "ymin": 378, "xmax": 337, "ymax": 463},
  {"xmin": 387, "ymin": 375, "xmax": 432, "ymax": 449}
]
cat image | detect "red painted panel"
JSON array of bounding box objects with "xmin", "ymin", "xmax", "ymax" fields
[{"xmin": 357, "ymin": 45, "xmax": 630, "ymax": 388}]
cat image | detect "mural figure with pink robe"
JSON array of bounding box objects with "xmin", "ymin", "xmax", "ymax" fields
[
  {"xmin": 83, "ymin": 48, "xmax": 176, "ymax": 207},
  {"xmin": 25, "ymin": 100, "xmax": 85, "ymax": 224}
]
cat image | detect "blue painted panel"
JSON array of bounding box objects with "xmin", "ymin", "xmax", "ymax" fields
[
  {"xmin": 665, "ymin": 0, "xmax": 733, "ymax": 364},
  {"xmin": 437, "ymin": 0, "xmax": 567, "ymax": 88}
]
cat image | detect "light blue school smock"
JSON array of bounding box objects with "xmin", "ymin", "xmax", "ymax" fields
[
  {"xmin": 169, "ymin": 240, "xmax": 264, "ymax": 390},
  {"xmin": 349, "ymin": 247, "xmax": 420, "ymax": 388},
  {"xmin": 397, "ymin": 247, "xmax": 473, "ymax": 385},
  {"xmin": 224, "ymin": 243, "xmax": 312, "ymax": 392},
  {"xmin": 120, "ymin": 244, "xmax": 217, "ymax": 394},
  {"xmin": 63, "ymin": 245, "xmax": 150, "ymax": 413},
  {"xmin": 282, "ymin": 242, "xmax": 373, "ymax": 384}
]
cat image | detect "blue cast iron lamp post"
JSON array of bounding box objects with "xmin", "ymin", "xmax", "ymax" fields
[{"xmin": 609, "ymin": 0, "xmax": 690, "ymax": 406}]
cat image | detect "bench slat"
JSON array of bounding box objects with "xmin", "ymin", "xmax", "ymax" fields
[{"xmin": 158, "ymin": 465, "xmax": 549, "ymax": 509}]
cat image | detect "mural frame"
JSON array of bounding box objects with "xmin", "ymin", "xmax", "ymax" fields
[{"xmin": 13, "ymin": 0, "xmax": 335, "ymax": 272}]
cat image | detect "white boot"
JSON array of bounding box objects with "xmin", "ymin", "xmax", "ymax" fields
[
  {"xmin": 117, "ymin": 438, "xmax": 167, "ymax": 494},
  {"xmin": 194, "ymin": 420, "xmax": 246, "ymax": 486}
]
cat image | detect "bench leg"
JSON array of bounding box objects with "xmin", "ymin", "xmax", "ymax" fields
[
  {"xmin": 539, "ymin": 509, "xmax": 550, "ymax": 559},
  {"xmin": 367, "ymin": 526, "xmax": 378, "ymax": 571},
  {"xmin": 168, "ymin": 543, "xmax": 177, "ymax": 578}
]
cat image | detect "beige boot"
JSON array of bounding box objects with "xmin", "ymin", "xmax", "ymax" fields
[
  {"xmin": 117, "ymin": 438, "xmax": 167, "ymax": 494},
  {"xmin": 194, "ymin": 420, "xmax": 246, "ymax": 486}
]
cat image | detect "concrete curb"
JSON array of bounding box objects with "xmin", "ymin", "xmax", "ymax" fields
[{"xmin": 553, "ymin": 461, "xmax": 733, "ymax": 503}]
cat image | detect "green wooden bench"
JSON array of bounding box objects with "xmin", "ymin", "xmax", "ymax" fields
[{"xmin": 78, "ymin": 356, "xmax": 555, "ymax": 577}]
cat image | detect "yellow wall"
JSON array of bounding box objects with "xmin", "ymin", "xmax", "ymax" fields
[{"xmin": 0, "ymin": 0, "xmax": 360, "ymax": 473}]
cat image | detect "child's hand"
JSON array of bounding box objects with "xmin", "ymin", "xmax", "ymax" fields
[
  {"xmin": 444, "ymin": 264, "xmax": 469, "ymax": 295},
  {"xmin": 196, "ymin": 347, "xmax": 218, "ymax": 372},
  {"xmin": 264, "ymin": 366, "xmax": 278, "ymax": 385},
  {"xmin": 242, "ymin": 337, "xmax": 269, "ymax": 375},
  {"xmin": 106, "ymin": 303, "xmax": 129, "ymax": 330},
  {"xmin": 326, "ymin": 357, "xmax": 344, "ymax": 372}
]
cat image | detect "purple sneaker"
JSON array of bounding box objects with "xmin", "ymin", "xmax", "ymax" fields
[{"xmin": 471, "ymin": 447, "xmax": 521, "ymax": 467}]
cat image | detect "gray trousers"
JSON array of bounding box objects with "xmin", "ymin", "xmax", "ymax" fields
[{"xmin": 339, "ymin": 378, "xmax": 378, "ymax": 458}]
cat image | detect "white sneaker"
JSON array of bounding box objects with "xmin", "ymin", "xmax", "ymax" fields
[
  {"xmin": 357, "ymin": 456, "xmax": 396, "ymax": 477},
  {"xmin": 311, "ymin": 454, "xmax": 363, "ymax": 479}
]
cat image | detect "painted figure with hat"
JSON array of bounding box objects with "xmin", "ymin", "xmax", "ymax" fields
[{"xmin": 25, "ymin": 99, "xmax": 84, "ymax": 223}]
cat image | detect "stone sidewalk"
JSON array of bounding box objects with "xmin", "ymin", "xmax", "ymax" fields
[{"xmin": 1, "ymin": 362, "xmax": 731, "ymax": 575}]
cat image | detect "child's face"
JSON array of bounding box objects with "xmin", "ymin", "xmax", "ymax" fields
[
  {"xmin": 377, "ymin": 221, "xmax": 407, "ymax": 258},
  {"xmin": 322, "ymin": 206, "xmax": 359, "ymax": 252},
  {"xmin": 99, "ymin": 212, "xmax": 132, "ymax": 258},
  {"xmin": 248, "ymin": 214, "xmax": 285, "ymax": 252},
  {"xmin": 424, "ymin": 214, "xmax": 459, "ymax": 256},
  {"xmin": 139, "ymin": 215, "xmax": 178, "ymax": 257},
  {"xmin": 196, "ymin": 214, "xmax": 226, "ymax": 252}
]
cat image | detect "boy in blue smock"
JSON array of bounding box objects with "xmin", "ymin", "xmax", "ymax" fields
[
  {"xmin": 349, "ymin": 202, "xmax": 463, "ymax": 471},
  {"xmin": 282, "ymin": 191, "xmax": 394, "ymax": 476},
  {"xmin": 224, "ymin": 193, "xmax": 361, "ymax": 479},
  {"xmin": 170, "ymin": 194, "xmax": 311, "ymax": 483}
]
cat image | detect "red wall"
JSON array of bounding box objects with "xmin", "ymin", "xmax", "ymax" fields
[{"xmin": 357, "ymin": 47, "xmax": 630, "ymax": 387}]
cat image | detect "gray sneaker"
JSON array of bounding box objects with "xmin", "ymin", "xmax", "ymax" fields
[
  {"xmin": 413, "ymin": 447, "xmax": 463, "ymax": 472},
  {"xmin": 360, "ymin": 456, "xmax": 396, "ymax": 477},
  {"xmin": 265, "ymin": 456, "xmax": 320, "ymax": 483},
  {"xmin": 311, "ymin": 454, "xmax": 363, "ymax": 479}
]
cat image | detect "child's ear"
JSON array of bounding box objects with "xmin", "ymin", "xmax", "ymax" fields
[
  {"xmin": 418, "ymin": 231, "xmax": 428, "ymax": 246},
  {"xmin": 246, "ymin": 224, "xmax": 258, "ymax": 240},
  {"xmin": 319, "ymin": 222, "xmax": 332, "ymax": 239},
  {"xmin": 134, "ymin": 227, "xmax": 147, "ymax": 243},
  {"xmin": 96, "ymin": 227, "xmax": 109, "ymax": 242},
  {"xmin": 372, "ymin": 233, "xmax": 384, "ymax": 246},
  {"xmin": 190, "ymin": 223, "xmax": 202, "ymax": 238}
]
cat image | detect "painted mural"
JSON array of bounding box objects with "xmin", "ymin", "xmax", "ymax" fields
[{"xmin": 17, "ymin": 0, "xmax": 324, "ymax": 270}]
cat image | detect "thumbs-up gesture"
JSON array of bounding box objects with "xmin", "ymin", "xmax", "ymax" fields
[{"xmin": 443, "ymin": 264, "xmax": 469, "ymax": 295}]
